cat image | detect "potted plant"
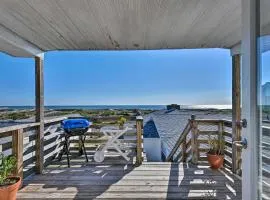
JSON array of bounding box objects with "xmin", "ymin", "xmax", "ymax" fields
[
  {"xmin": 117, "ymin": 117, "xmax": 127, "ymax": 129},
  {"xmin": 207, "ymin": 135, "xmax": 225, "ymax": 169},
  {"xmin": 0, "ymin": 153, "xmax": 21, "ymax": 200}
]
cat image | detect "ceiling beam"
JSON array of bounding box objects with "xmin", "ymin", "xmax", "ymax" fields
[
  {"xmin": 0, "ymin": 24, "xmax": 43, "ymax": 57},
  {"xmin": 230, "ymin": 43, "xmax": 242, "ymax": 56}
]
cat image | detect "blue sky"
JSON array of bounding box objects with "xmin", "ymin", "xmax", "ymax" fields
[
  {"xmin": 262, "ymin": 51, "xmax": 270, "ymax": 85},
  {"xmin": 0, "ymin": 49, "xmax": 233, "ymax": 106}
]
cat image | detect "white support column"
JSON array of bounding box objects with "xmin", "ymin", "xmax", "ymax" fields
[{"xmin": 241, "ymin": 0, "xmax": 260, "ymax": 199}]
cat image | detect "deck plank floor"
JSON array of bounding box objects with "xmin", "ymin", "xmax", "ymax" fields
[{"xmin": 18, "ymin": 153, "xmax": 242, "ymax": 199}]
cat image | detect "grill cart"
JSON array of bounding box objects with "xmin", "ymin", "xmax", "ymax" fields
[{"xmin": 59, "ymin": 118, "xmax": 91, "ymax": 167}]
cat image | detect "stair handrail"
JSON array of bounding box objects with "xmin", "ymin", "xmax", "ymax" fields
[{"xmin": 166, "ymin": 120, "xmax": 192, "ymax": 162}]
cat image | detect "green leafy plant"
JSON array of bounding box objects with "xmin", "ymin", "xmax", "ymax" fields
[
  {"xmin": 208, "ymin": 136, "xmax": 225, "ymax": 155},
  {"xmin": 101, "ymin": 110, "xmax": 116, "ymax": 116},
  {"xmin": 0, "ymin": 154, "xmax": 16, "ymax": 185},
  {"xmin": 117, "ymin": 117, "xmax": 127, "ymax": 128}
]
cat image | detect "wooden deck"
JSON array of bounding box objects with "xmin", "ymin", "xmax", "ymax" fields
[{"xmin": 17, "ymin": 153, "xmax": 242, "ymax": 200}]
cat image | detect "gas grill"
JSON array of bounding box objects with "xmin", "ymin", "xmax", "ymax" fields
[{"xmin": 59, "ymin": 118, "xmax": 91, "ymax": 167}]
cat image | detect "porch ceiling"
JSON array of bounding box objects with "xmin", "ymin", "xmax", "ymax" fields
[{"xmin": 0, "ymin": 0, "xmax": 242, "ymax": 57}]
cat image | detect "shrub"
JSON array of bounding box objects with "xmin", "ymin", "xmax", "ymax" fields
[
  {"xmin": 117, "ymin": 117, "xmax": 127, "ymax": 127},
  {"xmin": 0, "ymin": 154, "xmax": 16, "ymax": 185},
  {"xmin": 208, "ymin": 135, "xmax": 225, "ymax": 155}
]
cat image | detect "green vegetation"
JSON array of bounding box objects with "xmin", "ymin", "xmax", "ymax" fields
[
  {"xmin": 117, "ymin": 117, "xmax": 127, "ymax": 128},
  {"xmin": 0, "ymin": 111, "xmax": 34, "ymax": 120},
  {"xmin": 53, "ymin": 109, "xmax": 117, "ymax": 118},
  {"xmin": 100, "ymin": 110, "xmax": 116, "ymax": 116},
  {"xmin": 0, "ymin": 154, "xmax": 16, "ymax": 185},
  {"xmin": 208, "ymin": 135, "xmax": 226, "ymax": 155},
  {"xmin": 119, "ymin": 111, "xmax": 130, "ymax": 116},
  {"xmin": 0, "ymin": 108, "xmax": 156, "ymax": 122}
]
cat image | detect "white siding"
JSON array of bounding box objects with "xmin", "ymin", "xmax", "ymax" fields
[{"xmin": 144, "ymin": 138, "xmax": 161, "ymax": 162}]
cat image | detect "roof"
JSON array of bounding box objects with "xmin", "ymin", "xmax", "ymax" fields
[
  {"xmin": 143, "ymin": 109, "xmax": 231, "ymax": 159},
  {"xmin": 0, "ymin": 0, "xmax": 242, "ymax": 57},
  {"xmin": 143, "ymin": 119, "xmax": 159, "ymax": 138}
]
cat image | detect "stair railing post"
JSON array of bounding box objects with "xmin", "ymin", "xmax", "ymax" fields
[
  {"xmin": 136, "ymin": 116, "xmax": 143, "ymax": 166},
  {"xmin": 190, "ymin": 115, "xmax": 199, "ymax": 164},
  {"xmin": 218, "ymin": 121, "xmax": 225, "ymax": 164}
]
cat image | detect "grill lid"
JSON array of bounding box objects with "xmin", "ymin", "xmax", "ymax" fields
[{"xmin": 62, "ymin": 118, "xmax": 91, "ymax": 131}]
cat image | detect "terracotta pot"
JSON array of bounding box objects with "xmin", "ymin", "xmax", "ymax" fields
[
  {"xmin": 0, "ymin": 177, "xmax": 21, "ymax": 200},
  {"xmin": 207, "ymin": 153, "xmax": 224, "ymax": 169}
]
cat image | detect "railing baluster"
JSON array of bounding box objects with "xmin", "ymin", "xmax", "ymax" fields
[
  {"xmin": 191, "ymin": 115, "xmax": 199, "ymax": 164},
  {"xmin": 218, "ymin": 121, "xmax": 224, "ymax": 143},
  {"xmin": 181, "ymin": 136, "xmax": 187, "ymax": 162},
  {"xmin": 0, "ymin": 118, "xmax": 66, "ymax": 179},
  {"xmin": 166, "ymin": 121, "xmax": 192, "ymax": 162},
  {"xmin": 12, "ymin": 129, "xmax": 23, "ymax": 179},
  {"xmin": 136, "ymin": 116, "xmax": 143, "ymax": 166}
]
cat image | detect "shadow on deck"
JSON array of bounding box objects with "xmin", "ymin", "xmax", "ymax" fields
[
  {"xmin": 18, "ymin": 152, "xmax": 241, "ymax": 199},
  {"xmin": 167, "ymin": 163, "xmax": 241, "ymax": 199}
]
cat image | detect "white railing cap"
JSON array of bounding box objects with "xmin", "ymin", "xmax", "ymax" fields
[{"xmin": 136, "ymin": 116, "xmax": 143, "ymax": 120}]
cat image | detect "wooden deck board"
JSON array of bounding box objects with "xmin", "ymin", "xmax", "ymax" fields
[{"xmin": 18, "ymin": 155, "xmax": 242, "ymax": 200}]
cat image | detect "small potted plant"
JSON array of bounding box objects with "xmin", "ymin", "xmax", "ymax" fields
[
  {"xmin": 0, "ymin": 153, "xmax": 21, "ymax": 200},
  {"xmin": 117, "ymin": 117, "xmax": 127, "ymax": 129},
  {"xmin": 207, "ymin": 135, "xmax": 225, "ymax": 169}
]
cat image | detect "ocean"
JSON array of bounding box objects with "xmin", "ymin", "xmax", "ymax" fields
[{"xmin": 0, "ymin": 105, "xmax": 231, "ymax": 111}]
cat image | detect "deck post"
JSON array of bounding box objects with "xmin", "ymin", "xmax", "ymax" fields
[
  {"xmin": 190, "ymin": 115, "xmax": 199, "ymax": 164},
  {"xmin": 232, "ymin": 54, "xmax": 242, "ymax": 174},
  {"xmin": 136, "ymin": 116, "xmax": 143, "ymax": 166},
  {"xmin": 35, "ymin": 54, "xmax": 45, "ymax": 174},
  {"xmin": 12, "ymin": 129, "xmax": 23, "ymax": 179}
]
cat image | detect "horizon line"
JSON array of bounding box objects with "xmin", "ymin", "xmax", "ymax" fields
[{"xmin": 0, "ymin": 104, "xmax": 232, "ymax": 107}]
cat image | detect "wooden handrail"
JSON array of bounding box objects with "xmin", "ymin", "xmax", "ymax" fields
[
  {"xmin": 166, "ymin": 117, "xmax": 241, "ymax": 175},
  {"xmin": 0, "ymin": 122, "xmax": 40, "ymax": 134},
  {"xmin": 0, "ymin": 117, "xmax": 66, "ymax": 178},
  {"xmin": 1, "ymin": 116, "xmax": 138, "ymax": 179},
  {"xmin": 166, "ymin": 121, "xmax": 192, "ymax": 162},
  {"xmin": 194, "ymin": 119, "xmax": 222, "ymax": 123},
  {"xmin": 0, "ymin": 117, "xmax": 66, "ymax": 134}
]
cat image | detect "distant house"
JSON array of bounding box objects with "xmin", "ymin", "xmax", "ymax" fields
[
  {"xmin": 143, "ymin": 108, "xmax": 231, "ymax": 161},
  {"xmin": 143, "ymin": 109, "xmax": 191, "ymax": 161}
]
